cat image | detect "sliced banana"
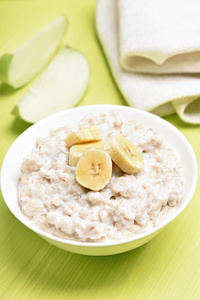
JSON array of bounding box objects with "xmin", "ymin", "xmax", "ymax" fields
[
  {"xmin": 76, "ymin": 149, "xmax": 112, "ymax": 191},
  {"xmin": 69, "ymin": 141, "xmax": 104, "ymax": 166},
  {"xmin": 105, "ymin": 134, "xmax": 144, "ymax": 174},
  {"xmin": 65, "ymin": 126, "xmax": 102, "ymax": 148}
]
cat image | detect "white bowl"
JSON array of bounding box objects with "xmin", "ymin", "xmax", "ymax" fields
[{"xmin": 1, "ymin": 105, "xmax": 198, "ymax": 255}]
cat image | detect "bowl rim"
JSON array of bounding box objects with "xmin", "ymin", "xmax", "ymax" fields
[{"xmin": 1, "ymin": 104, "xmax": 198, "ymax": 248}]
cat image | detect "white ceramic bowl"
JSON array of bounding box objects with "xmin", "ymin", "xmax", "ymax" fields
[{"xmin": 1, "ymin": 105, "xmax": 198, "ymax": 255}]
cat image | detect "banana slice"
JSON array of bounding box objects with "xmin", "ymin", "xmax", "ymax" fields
[
  {"xmin": 105, "ymin": 134, "xmax": 144, "ymax": 174},
  {"xmin": 76, "ymin": 149, "xmax": 112, "ymax": 191},
  {"xmin": 65, "ymin": 126, "xmax": 101, "ymax": 148},
  {"xmin": 69, "ymin": 141, "xmax": 104, "ymax": 166}
]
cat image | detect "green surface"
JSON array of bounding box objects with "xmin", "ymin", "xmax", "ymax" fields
[
  {"xmin": 0, "ymin": 1, "xmax": 200, "ymax": 299},
  {"xmin": 0, "ymin": 53, "xmax": 13, "ymax": 84}
]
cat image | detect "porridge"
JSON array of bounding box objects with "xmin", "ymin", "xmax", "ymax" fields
[{"xmin": 18, "ymin": 112, "xmax": 185, "ymax": 242}]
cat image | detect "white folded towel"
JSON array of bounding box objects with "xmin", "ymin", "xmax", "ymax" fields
[
  {"xmin": 96, "ymin": 0, "xmax": 200, "ymax": 124},
  {"xmin": 119, "ymin": 0, "xmax": 200, "ymax": 74}
]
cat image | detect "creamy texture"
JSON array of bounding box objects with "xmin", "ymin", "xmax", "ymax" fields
[{"xmin": 18, "ymin": 112, "xmax": 185, "ymax": 242}]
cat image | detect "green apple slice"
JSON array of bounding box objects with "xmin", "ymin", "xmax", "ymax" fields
[
  {"xmin": 0, "ymin": 15, "xmax": 67, "ymax": 88},
  {"xmin": 12, "ymin": 47, "xmax": 90, "ymax": 123}
]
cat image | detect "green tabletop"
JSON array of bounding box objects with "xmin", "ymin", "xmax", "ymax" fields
[{"xmin": 0, "ymin": 1, "xmax": 200, "ymax": 299}]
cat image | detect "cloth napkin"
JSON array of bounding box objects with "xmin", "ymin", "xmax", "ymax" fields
[
  {"xmin": 96, "ymin": 0, "xmax": 200, "ymax": 124},
  {"xmin": 119, "ymin": 0, "xmax": 200, "ymax": 74}
]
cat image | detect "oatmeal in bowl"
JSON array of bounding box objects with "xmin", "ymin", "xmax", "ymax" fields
[
  {"xmin": 18, "ymin": 111, "xmax": 185, "ymax": 242},
  {"xmin": 1, "ymin": 105, "xmax": 197, "ymax": 255}
]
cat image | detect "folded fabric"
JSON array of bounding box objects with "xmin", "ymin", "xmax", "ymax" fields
[
  {"xmin": 119, "ymin": 0, "xmax": 200, "ymax": 74},
  {"xmin": 96, "ymin": 0, "xmax": 200, "ymax": 124}
]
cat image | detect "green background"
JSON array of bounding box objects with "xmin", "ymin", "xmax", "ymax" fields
[{"xmin": 0, "ymin": 1, "xmax": 200, "ymax": 299}]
